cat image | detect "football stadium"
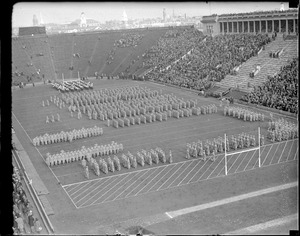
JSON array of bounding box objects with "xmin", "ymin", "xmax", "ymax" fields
[{"xmin": 12, "ymin": 5, "xmax": 298, "ymax": 235}]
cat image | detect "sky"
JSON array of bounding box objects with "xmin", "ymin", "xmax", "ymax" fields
[{"xmin": 12, "ymin": 2, "xmax": 290, "ymax": 27}]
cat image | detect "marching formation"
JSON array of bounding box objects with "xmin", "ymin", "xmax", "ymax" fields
[
  {"xmin": 186, "ymin": 132, "xmax": 264, "ymax": 160},
  {"xmin": 32, "ymin": 126, "xmax": 103, "ymax": 146},
  {"xmin": 224, "ymin": 106, "xmax": 264, "ymax": 122},
  {"xmin": 79, "ymin": 147, "xmax": 172, "ymax": 179},
  {"xmin": 51, "ymin": 79, "xmax": 93, "ymax": 92},
  {"xmin": 45, "ymin": 141, "xmax": 123, "ymax": 166},
  {"xmin": 267, "ymin": 118, "xmax": 298, "ymax": 142}
]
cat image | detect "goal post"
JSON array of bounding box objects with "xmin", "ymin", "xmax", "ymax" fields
[{"xmin": 224, "ymin": 127, "xmax": 261, "ymax": 176}]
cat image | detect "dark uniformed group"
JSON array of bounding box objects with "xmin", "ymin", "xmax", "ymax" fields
[
  {"xmin": 45, "ymin": 141, "xmax": 123, "ymax": 166},
  {"xmin": 186, "ymin": 132, "xmax": 265, "ymax": 161},
  {"xmin": 80, "ymin": 147, "xmax": 172, "ymax": 178},
  {"xmin": 224, "ymin": 106, "xmax": 264, "ymax": 122},
  {"xmin": 267, "ymin": 118, "xmax": 298, "ymax": 142},
  {"xmin": 33, "ymin": 126, "xmax": 103, "ymax": 146}
]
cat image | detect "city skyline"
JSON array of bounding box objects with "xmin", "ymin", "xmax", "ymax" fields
[{"xmin": 12, "ymin": 2, "xmax": 289, "ymax": 27}]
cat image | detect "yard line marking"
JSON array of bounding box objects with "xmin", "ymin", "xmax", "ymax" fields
[
  {"xmin": 225, "ymin": 214, "xmax": 298, "ymax": 235},
  {"xmin": 216, "ymin": 154, "xmax": 235, "ymax": 177},
  {"xmin": 72, "ymin": 178, "xmax": 111, "ymax": 200},
  {"xmin": 69, "ymin": 181, "xmax": 96, "ymax": 196},
  {"xmin": 76, "ymin": 175, "xmax": 122, "ymax": 206},
  {"xmin": 227, "ymin": 152, "xmax": 243, "ymax": 173},
  {"xmin": 235, "ymin": 150, "xmax": 251, "ymax": 172},
  {"xmin": 101, "ymin": 171, "xmax": 142, "ymax": 203},
  {"xmin": 123, "ymin": 166, "xmax": 168, "ymax": 198},
  {"xmin": 165, "ymin": 212, "xmax": 173, "ymax": 219},
  {"xmin": 252, "ymin": 145, "xmax": 267, "ymax": 170},
  {"xmin": 134, "ymin": 165, "xmax": 169, "ymax": 196},
  {"xmin": 83, "ymin": 172, "xmax": 137, "ymax": 207},
  {"xmin": 282, "ymin": 139, "xmax": 296, "ymax": 163},
  {"xmin": 268, "ymin": 142, "xmax": 281, "ymax": 165},
  {"xmin": 145, "ymin": 163, "xmax": 183, "ymax": 193},
  {"xmin": 187, "ymin": 158, "xmax": 211, "ymax": 184},
  {"xmin": 207, "ymin": 156, "xmax": 226, "ymax": 179},
  {"xmin": 262, "ymin": 144, "xmax": 274, "ymax": 166},
  {"xmin": 193, "ymin": 157, "xmax": 222, "ymax": 182},
  {"xmin": 78, "ymin": 158, "xmax": 299, "ymax": 208},
  {"xmin": 12, "ymin": 112, "xmax": 61, "ymax": 184},
  {"xmin": 177, "ymin": 158, "xmax": 205, "ymax": 186},
  {"xmin": 275, "ymin": 141, "xmax": 288, "ymax": 164},
  {"xmin": 242, "ymin": 150, "xmax": 258, "ymax": 171},
  {"xmin": 293, "ymin": 146, "xmax": 298, "ymax": 161},
  {"xmin": 112, "ymin": 169, "xmax": 151, "ymax": 201},
  {"xmin": 166, "ymin": 182, "xmax": 298, "ymax": 218},
  {"xmin": 62, "ymin": 186, "xmax": 78, "ymax": 209},
  {"xmin": 156, "ymin": 161, "xmax": 192, "ymax": 191}
]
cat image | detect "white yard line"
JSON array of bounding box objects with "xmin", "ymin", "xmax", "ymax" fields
[
  {"xmin": 216, "ymin": 153, "xmax": 235, "ymax": 177},
  {"xmin": 134, "ymin": 166, "xmax": 169, "ymax": 196},
  {"xmin": 102, "ymin": 171, "xmax": 143, "ymax": 202},
  {"xmin": 207, "ymin": 156, "xmax": 226, "ymax": 179},
  {"xmin": 193, "ymin": 158, "xmax": 220, "ymax": 182},
  {"xmin": 76, "ymin": 175, "xmax": 122, "ymax": 207},
  {"xmin": 145, "ymin": 163, "xmax": 182, "ymax": 193},
  {"xmin": 156, "ymin": 161, "xmax": 191, "ymax": 191},
  {"xmin": 283, "ymin": 139, "xmax": 296, "ymax": 163},
  {"xmin": 166, "ymin": 182, "xmax": 298, "ymax": 218},
  {"xmin": 177, "ymin": 158, "xmax": 205, "ymax": 186},
  {"xmin": 225, "ymin": 214, "xmax": 298, "ymax": 235},
  {"xmin": 111, "ymin": 169, "xmax": 151, "ymax": 201},
  {"xmin": 72, "ymin": 178, "xmax": 110, "ymax": 200},
  {"xmin": 187, "ymin": 159, "xmax": 211, "ymax": 184},
  {"xmin": 83, "ymin": 173, "xmax": 136, "ymax": 207},
  {"xmin": 262, "ymin": 144, "xmax": 275, "ymax": 166},
  {"xmin": 292, "ymin": 146, "xmax": 298, "ymax": 161},
  {"xmin": 268, "ymin": 142, "xmax": 281, "ymax": 165},
  {"xmin": 227, "ymin": 152, "xmax": 243, "ymax": 173},
  {"xmin": 275, "ymin": 140, "xmax": 289, "ymax": 164},
  {"xmin": 242, "ymin": 149, "xmax": 258, "ymax": 171}
]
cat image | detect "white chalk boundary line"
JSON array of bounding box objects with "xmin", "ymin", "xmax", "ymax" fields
[
  {"xmin": 165, "ymin": 181, "xmax": 298, "ymax": 218},
  {"xmin": 224, "ymin": 213, "xmax": 298, "ymax": 235}
]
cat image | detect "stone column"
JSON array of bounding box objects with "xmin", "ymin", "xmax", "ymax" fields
[
  {"xmin": 286, "ymin": 19, "xmax": 288, "ymax": 33},
  {"xmin": 266, "ymin": 20, "xmax": 268, "ymax": 32},
  {"xmin": 248, "ymin": 21, "xmax": 250, "ymax": 33},
  {"xmin": 242, "ymin": 21, "xmax": 244, "ymax": 32},
  {"xmin": 259, "ymin": 21, "xmax": 262, "ymax": 32},
  {"xmin": 227, "ymin": 22, "xmax": 229, "ymax": 33},
  {"xmin": 279, "ymin": 19, "xmax": 281, "ymax": 32},
  {"xmin": 272, "ymin": 20, "xmax": 274, "ymax": 32},
  {"xmin": 237, "ymin": 21, "xmax": 239, "ymax": 33},
  {"xmin": 293, "ymin": 19, "xmax": 296, "ymax": 33}
]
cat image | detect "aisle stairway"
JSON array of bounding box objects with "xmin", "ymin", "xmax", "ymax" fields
[{"xmin": 215, "ymin": 34, "xmax": 298, "ymax": 93}]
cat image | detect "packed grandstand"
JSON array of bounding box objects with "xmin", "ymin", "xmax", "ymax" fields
[{"xmin": 12, "ymin": 22, "xmax": 298, "ymax": 116}]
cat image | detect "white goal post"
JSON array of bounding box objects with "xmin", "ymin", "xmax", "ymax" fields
[{"xmin": 224, "ymin": 127, "xmax": 261, "ymax": 175}]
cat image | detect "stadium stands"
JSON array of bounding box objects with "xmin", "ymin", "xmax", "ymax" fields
[{"xmin": 241, "ymin": 58, "xmax": 298, "ymax": 114}]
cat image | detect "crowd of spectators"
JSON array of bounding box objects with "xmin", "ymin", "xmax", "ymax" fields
[
  {"xmin": 241, "ymin": 58, "xmax": 298, "ymax": 114},
  {"xmin": 142, "ymin": 28, "xmax": 204, "ymax": 70},
  {"xmin": 143, "ymin": 30, "xmax": 271, "ymax": 91},
  {"xmin": 13, "ymin": 165, "xmax": 42, "ymax": 234},
  {"xmin": 116, "ymin": 33, "xmax": 144, "ymax": 48}
]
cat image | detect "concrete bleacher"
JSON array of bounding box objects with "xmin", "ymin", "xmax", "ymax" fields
[
  {"xmin": 13, "ymin": 28, "xmax": 169, "ymax": 82},
  {"xmin": 215, "ymin": 34, "xmax": 298, "ymax": 93}
]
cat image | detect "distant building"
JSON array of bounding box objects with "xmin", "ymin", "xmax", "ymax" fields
[
  {"xmin": 80, "ymin": 12, "xmax": 87, "ymax": 27},
  {"xmin": 33, "ymin": 14, "xmax": 39, "ymax": 26},
  {"xmin": 201, "ymin": 9, "xmax": 298, "ymax": 36}
]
